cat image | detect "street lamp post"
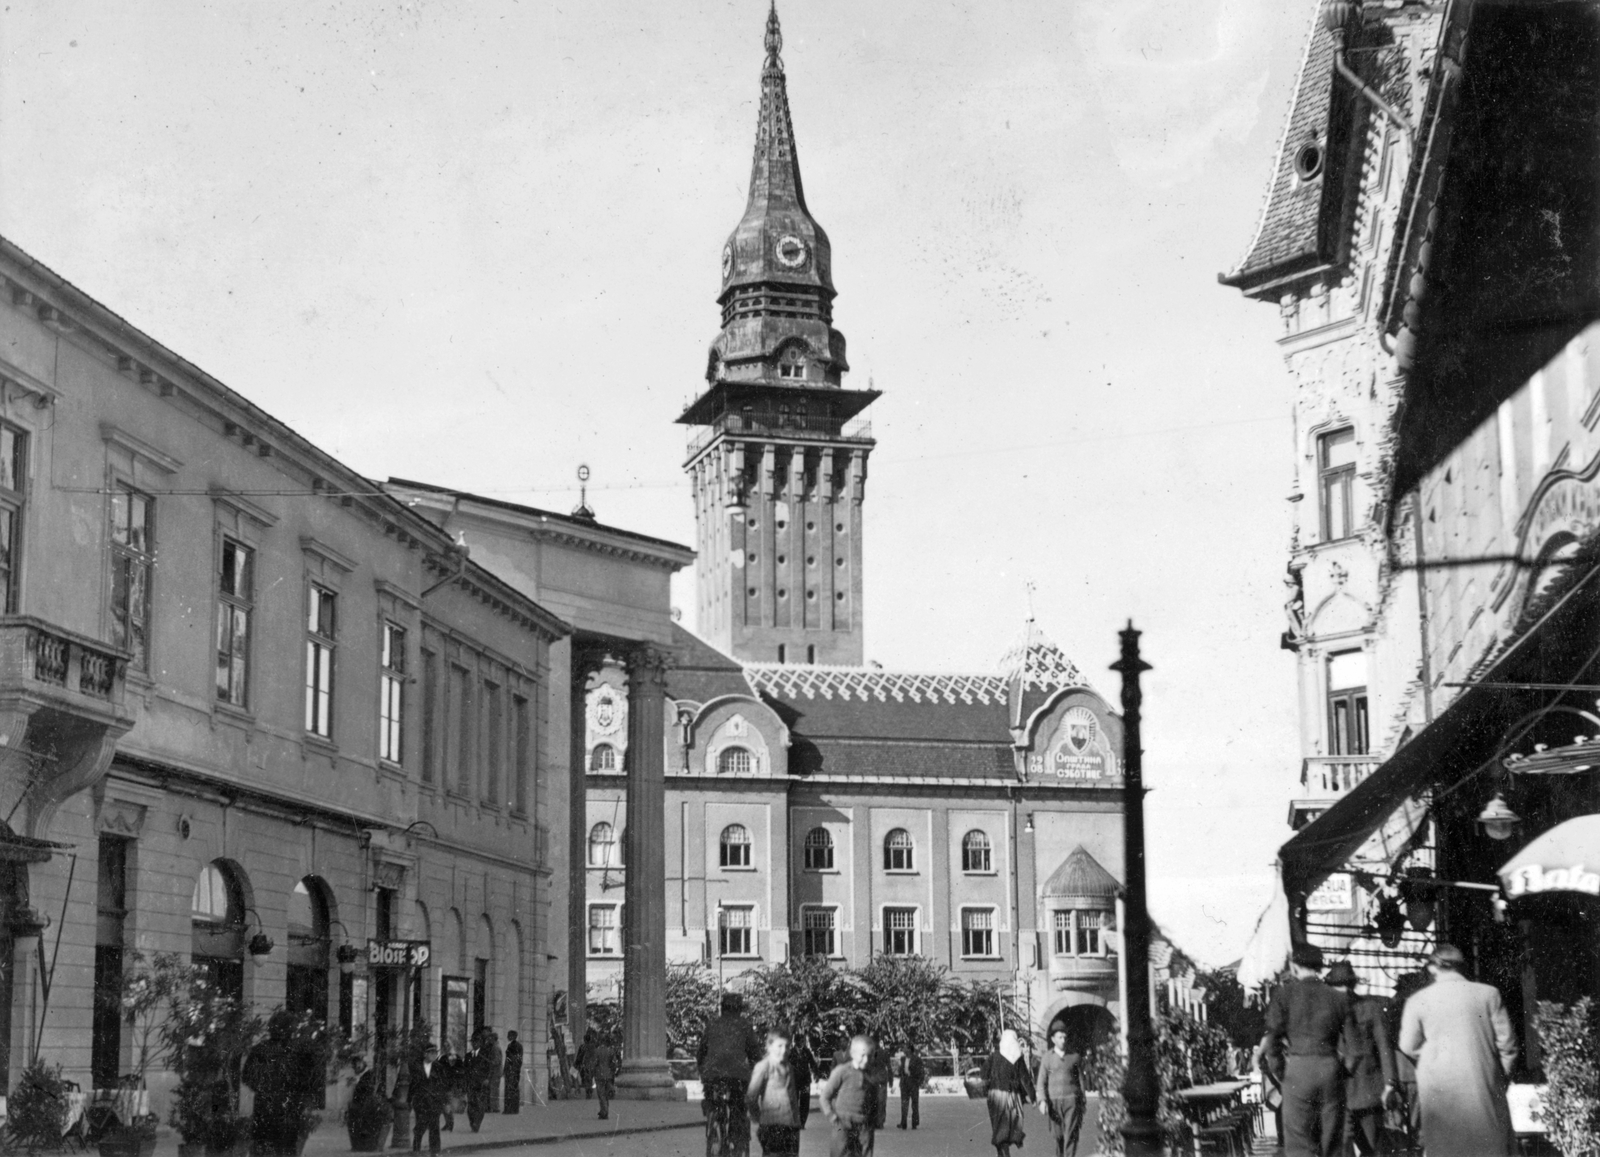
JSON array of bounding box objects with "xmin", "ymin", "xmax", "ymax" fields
[{"xmin": 1112, "ymin": 621, "xmax": 1161, "ymax": 1157}]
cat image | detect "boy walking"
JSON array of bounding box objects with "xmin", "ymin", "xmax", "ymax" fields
[{"xmin": 821, "ymin": 1036, "xmax": 875, "ymax": 1157}]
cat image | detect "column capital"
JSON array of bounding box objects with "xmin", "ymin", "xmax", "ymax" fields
[{"xmin": 623, "ymin": 645, "xmax": 675, "ymax": 694}]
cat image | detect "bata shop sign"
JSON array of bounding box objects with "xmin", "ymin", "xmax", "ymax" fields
[
  {"xmin": 368, "ymin": 939, "xmax": 432, "ymax": 968},
  {"xmin": 1503, "ymin": 864, "xmax": 1600, "ymax": 899}
]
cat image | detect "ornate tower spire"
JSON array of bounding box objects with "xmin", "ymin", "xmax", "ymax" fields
[{"xmin": 678, "ymin": 7, "xmax": 879, "ymax": 667}]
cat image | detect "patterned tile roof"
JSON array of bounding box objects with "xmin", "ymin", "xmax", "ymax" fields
[{"xmin": 743, "ymin": 663, "xmax": 1008, "ymax": 706}]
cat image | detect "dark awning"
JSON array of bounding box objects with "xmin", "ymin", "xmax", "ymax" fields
[
  {"xmin": 0, "ymin": 829, "xmax": 70, "ymax": 864},
  {"xmin": 1280, "ymin": 558, "xmax": 1600, "ymax": 897}
]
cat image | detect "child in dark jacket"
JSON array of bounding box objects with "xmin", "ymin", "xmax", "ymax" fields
[{"xmin": 820, "ymin": 1037, "xmax": 874, "ymax": 1157}]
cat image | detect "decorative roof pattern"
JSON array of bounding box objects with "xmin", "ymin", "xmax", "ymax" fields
[
  {"xmin": 743, "ymin": 663, "xmax": 1008, "ymax": 706},
  {"xmin": 997, "ymin": 619, "xmax": 1088, "ymax": 692}
]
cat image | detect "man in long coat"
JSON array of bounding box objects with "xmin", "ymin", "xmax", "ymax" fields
[
  {"xmin": 1399, "ymin": 944, "xmax": 1518, "ymax": 1157},
  {"xmin": 502, "ymin": 1031, "xmax": 523, "ymax": 1114},
  {"xmin": 1325, "ymin": 961, "xmax": 1396, "ymax": 1155},
  {"xmin": 1263, "ymin": 943, "xmax": 1353, "ymax": 1157}
]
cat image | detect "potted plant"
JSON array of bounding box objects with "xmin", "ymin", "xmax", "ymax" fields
[
  {"xmin": 1534, "ymin": 998, "xmax": 1600, "ymax": 1157},
  {"xmin": 242, "ymin": 1008, "xmax": 334, "ymax": 1156},
  {"xmin": 98, "ymin": 952, "xmax": 193, "ymax": 1157},
  {"xmin": 7, "ymin": 1057, "xmax": 70, "ymax": 1153},
  {"xmin": 162, "ymin": 972, "xmax": 262, "ymax": 1157}
]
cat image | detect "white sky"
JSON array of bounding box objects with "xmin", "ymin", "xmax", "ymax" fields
[{"xmin": 0, "ymin": 0, "xmax": 1317, "ymax": 966}]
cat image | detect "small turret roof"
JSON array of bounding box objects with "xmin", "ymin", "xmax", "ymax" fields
[
  {"xmin": 1039, "ymin": 845, "xmax": 1122, "ymax": 901},
  {"xmin": 998, "ymin": 619, "xmax": 1088, "ymax": 693}
]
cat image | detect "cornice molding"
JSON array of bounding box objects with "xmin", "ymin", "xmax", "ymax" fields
[
  {"xmin": 100, "ymin": 422, "xmax": 182, "ymax": 475},
  {"xmin": 210, "ymin": 484, "xmax": 279, "ymax": 528},
  {"xmin": 301, "ymin": 535, "xmax": 357, "ymax": 574}
]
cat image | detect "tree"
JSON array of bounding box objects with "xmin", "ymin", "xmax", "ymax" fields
[
  {"xmin": 665, "ymin": 962, "xmax": 722, "ymax": 1059},
  {"xmin": 1195, "ymin": 967, "xmax": 1264, "ymax": 1049}
]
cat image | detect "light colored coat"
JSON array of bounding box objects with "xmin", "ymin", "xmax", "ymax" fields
[{"xmin": 1398, "ymin": 971, "xmax": 1518, "ymax": 1157}]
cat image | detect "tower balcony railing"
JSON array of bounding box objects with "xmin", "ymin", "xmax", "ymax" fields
[
  {"xmin": 1290, "ymin": 754, "xmax": 1381, "ymax": 829},
  {"xmin": 686, "ymin": 415, "xmax": 873, "ymax": 459}
]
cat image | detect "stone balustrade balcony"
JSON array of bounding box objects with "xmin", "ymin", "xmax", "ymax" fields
[
  {"xmin": 1290, "ymin": 755, "xmax": 1381, "ymax": 830},
  {"xmin": 0, "ymin": 617, "xmax": 133, "ymax": 839}
]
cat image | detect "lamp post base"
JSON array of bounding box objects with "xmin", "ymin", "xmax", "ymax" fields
[{"xmin": 612, "ymin": 1058, "xmax": 686, "ymax": 1101}]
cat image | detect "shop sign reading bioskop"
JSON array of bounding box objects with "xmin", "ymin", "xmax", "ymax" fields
[{"xmin": 368, "ymin": 939, "xmax": 432, "ymax": 969}]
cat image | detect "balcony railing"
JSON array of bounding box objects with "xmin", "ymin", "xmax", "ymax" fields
[
  {"xmin": 1291, "ymin": 755, "xmax": 1381, "ymax": 830},
  {"xmin": 686, "ymin": 415, "xmax": 874, "ymax": 459},
  {"xmin": 0, "ymin": 617, "xmax": 129, "ymax": 707}
]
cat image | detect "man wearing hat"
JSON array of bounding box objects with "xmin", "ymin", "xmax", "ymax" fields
[
  {"xmin": 1398, "ymin": 944, "xmax": 1517, "ymax": 1156},
  {"xmin": 1324, "ymin": 961, "xmax": 1396, "ymax": 1155},
  {"xmin": 1263, "ymin": 943, "xmax": 1353, "ymax": 1157}
]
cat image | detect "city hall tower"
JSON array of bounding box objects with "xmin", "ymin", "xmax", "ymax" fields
[{"xmin": 679, "ymin": 4, "xmax": 879, "ymax": 665}]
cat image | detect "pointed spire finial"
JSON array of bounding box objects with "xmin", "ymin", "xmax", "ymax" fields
[{"xmin": 764, "ymin": 1, "xmax": 783, "ymax": 72}]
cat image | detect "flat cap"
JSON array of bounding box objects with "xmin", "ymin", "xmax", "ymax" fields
[
  {"xmin": 1324, "ymin": 960, "xmax": 1358, "ymax": 988},
  {"xmin": 1430, "ymin": 943, "xmax": 1466, "ymax": 969},
  {"xmin": 1291, "ymin": 943, "xmax": 1325, "ymax": 970}
]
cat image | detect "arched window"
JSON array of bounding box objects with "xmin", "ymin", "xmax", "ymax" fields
[
  {"xmin": 718, "ymin": 747, "xmax": 752, "ymax": 776},
  {"xmin": 961, "ymin": 830, "xmax": 992, "ymax": 873},
  {"xmin": 192, "ymin": 862, "xmax": 241, "ymax": 924},
  {"xmin": 590, "ymin": 743, "xmax": 617, "ymax": 772},
  {"xmin": 720, "ymin": 823, "xmax": 752, "ymax": 869},
  {"xmin": 803, "ymin": 827, "xmax": 834, "ymax": 871},
  {"xmin": 287, "ymin": 877, "xmax": 331, "ymax": 1021},
  {"xmin": 588, "ymin": 822, "xmax": 617, "ymax": 867},
  {"xmin": 883, "ymin": 829, "xmax": 915, "ymax": 872},
  {"xmin": 191, "ymin": 860, "xmax": 245, "ymax": 1003}
]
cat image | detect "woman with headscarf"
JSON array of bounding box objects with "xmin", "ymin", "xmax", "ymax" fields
[{"xmin": 981, "ymin": 1030, "xmax": 1036, "ymax": 1157}]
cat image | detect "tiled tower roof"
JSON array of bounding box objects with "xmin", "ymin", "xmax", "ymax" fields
[
  {"xmin": 720, "ymin": 2, "xmax": 835, "ymax": 300},
  {"xmin": 998, "ymin": 619, "xmax": 1089, "ymax": 693}
]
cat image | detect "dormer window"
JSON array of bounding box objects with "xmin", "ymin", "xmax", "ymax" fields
[{"xmin": 777, "ymin": 346, "xmax": 807, "ymax": 380}]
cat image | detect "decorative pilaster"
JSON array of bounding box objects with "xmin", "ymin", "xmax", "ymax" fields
[
  {"xmin": 566, "ymin": 641, "xmax": 609, "ymax": 1066},
  {"xmin": 613, "ymin": 644, "xmax": 684, "ymax": 1099}
]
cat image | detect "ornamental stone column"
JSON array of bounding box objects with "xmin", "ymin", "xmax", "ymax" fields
[{"xmin": 613, "ymin": 644, "xmax": 683, "ymax": 1099}]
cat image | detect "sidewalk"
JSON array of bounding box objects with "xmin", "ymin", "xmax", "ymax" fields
[{"xmin": 299, "ymin": 1097, "xmax": 703, "ymax": 1157}]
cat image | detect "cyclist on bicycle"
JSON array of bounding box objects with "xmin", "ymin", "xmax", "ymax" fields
[{"xmin": 698, "ymin": 993, "xmax": 763, "ymax": 1156}]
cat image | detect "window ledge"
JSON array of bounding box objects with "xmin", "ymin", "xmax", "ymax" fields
[
  {"xmin": 720, "ymin": 865, "xmax": 757, "ymax": 873},
  {"xmin": 213, "ymin": 702, "xmax": 256, "ymax": 726},
  {"xmin": 378, "ymin": 758, "xmax": 405, "ymax": 775},
  {"xmin": 961, "ymin": 869, "xmax": 998, "ymax": 877},
  {"xmin": 803, "ymin": 867, "xmax": 840, "ymax": 875},
  {"xmin": 586, "ymin": 953, "xmax": 621, "ymax": 961},
  {"xmin": 883, "ymin": 869, "xmax": 919, "ymax": 876},
  {"xmin": 303, "ymin": 734, "xmax": 339, "ymax": 756}
]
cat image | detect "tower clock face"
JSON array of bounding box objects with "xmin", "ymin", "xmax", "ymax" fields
[
  {"xmin": 775, "ymin": 235, "xmax": 807, "ymax": 268},
  {"xmin": 721, "ymin": 244, "xmax": 734, "ymax": 282}
]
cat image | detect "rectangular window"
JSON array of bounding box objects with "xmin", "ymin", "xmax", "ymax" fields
[
  {"xmin": 451, "ymin": 665, "xmax": 472, "ymax": 794},
  {"xmin": 1053, "ymin": 909, "xmax": 1105, "ymax": 957},
  {"xmin": 801, "ymin": 907, "xmax": 836, "ymax": 958},
  {"xmin": 1327, "ymin": 650, "xmax": 1370, "ymax": 756},
  {"xmin": 421, "ymin": 650, "xmax": 438, "ymax": 784},
  {"xmin": 961, "ymin": 908, "xmax": 996, "ymax": 958},
  {"xmin": 379, "ymin": 622, "xmax": 406, "ymax": 763},
  {"xmin": 883, "ymin": 907, "xmax": 917, "ymax": 956},
  {"xmin": 215, "ymin": 539, "xmax": 253, "ymax": 707},
  {"xmin": 0, "ymin": 424, "xmax": 25, "ymax": 614},
  {"xmin": 109, "ymin": 486, "xmax": 154, "ymax": 670},
  {"xmin": 512, "ymin": 694, "xmax": 530, "ymax": 816},
  {"xmin": 588, "ymin": 905, "xmax": 619, "ymax": 956},
  {"xmin": 305, "ymin": 585, "xmax": 337, "ymax": 738},
  {"xmin": 1318, "ymin": 428, "xmax": 1357, "ymax": 542},
  {"xmin": 483, "ymin": 681, "xmax": 502, "ymax": 806},
  {"xmin": 1075, "ymin": 910, "xmax": 1103, "ymax": 956},
  {"xmin": 719, "ymin": 905, "xmax": 754, "ymax": 957}
]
